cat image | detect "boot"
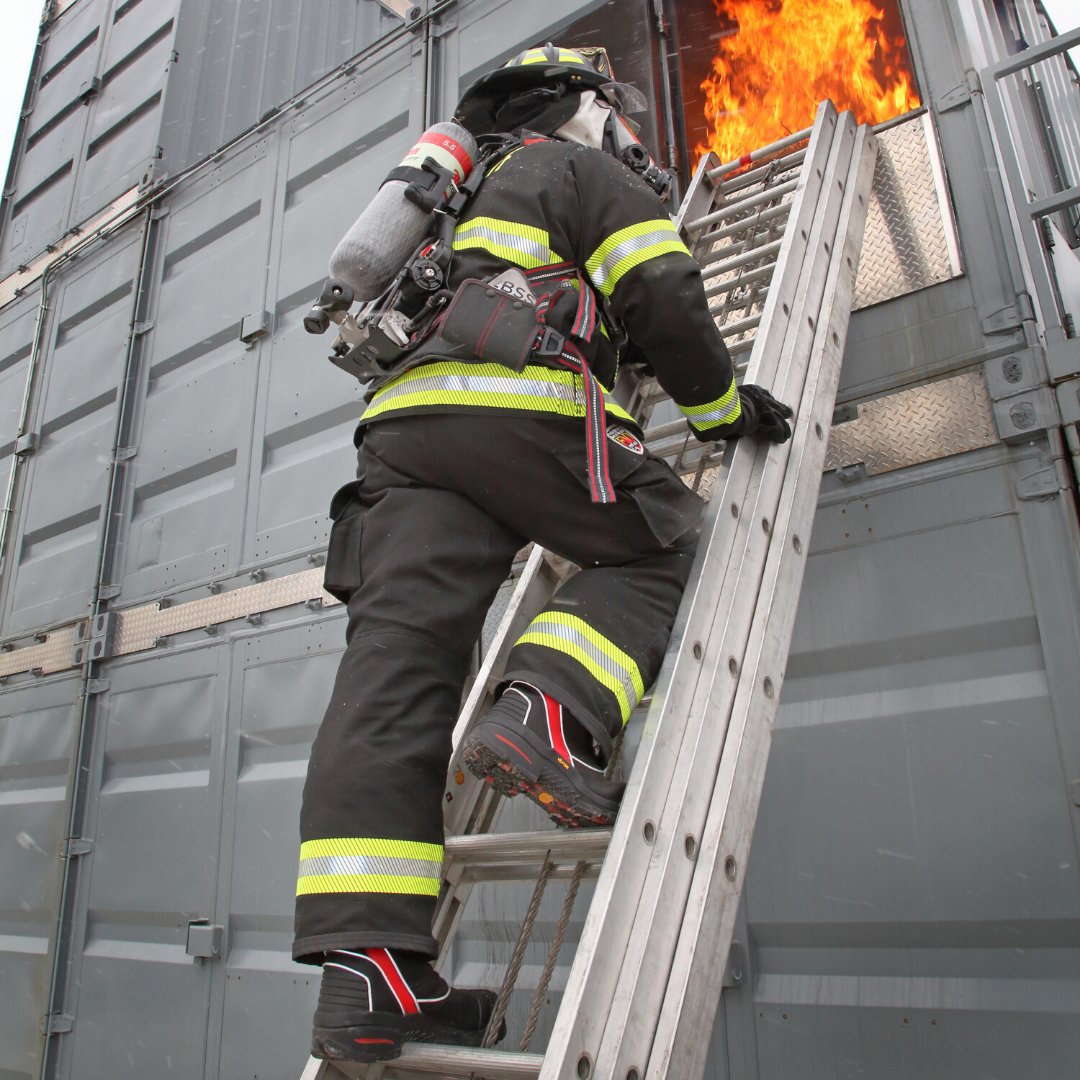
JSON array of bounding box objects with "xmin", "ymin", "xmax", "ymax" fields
[
  {"xmin": 311, "ymin": 947, "xmax": 504, "ymax": 1062},
  {"xmin": 464, "ymin": 681, "xmax": 625, "ymax": 827}
]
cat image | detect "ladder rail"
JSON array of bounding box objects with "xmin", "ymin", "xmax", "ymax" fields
[
  {"xmin": 593, "ymin": 113, "xmax": 861, "ymax": 1080},
  {"xmin": 647, "ymin": 123, "xmax": 878, "ymax": 1080},
  {"xmin": 540, "ymin": 101, "xmax": 843, "ymax": 1080}
]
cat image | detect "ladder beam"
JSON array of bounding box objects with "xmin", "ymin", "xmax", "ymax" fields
[
  {"xmin": 595, "ymin": 113, "xmax": 860, "ymax": 1080},
  {"xmin": 648, "ymin": 123, "xmax": 878, "ymax": 1080},
  {"xmin": 540, "ymin": 101, "xmax": 841, "ymax": 1080}
]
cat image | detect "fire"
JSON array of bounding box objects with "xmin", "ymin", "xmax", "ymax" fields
[{"xmin": 697, "ymin": 0, "xmax": 921, "ymax": 164}]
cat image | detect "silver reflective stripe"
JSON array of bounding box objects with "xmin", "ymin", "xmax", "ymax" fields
[
  {"xmin": 453, "ymin": 220, "xmax": 558, "ymax": 268},
  {"xmin": 298, "ymin": 855, "xmax": 442, "ymax": 880},
  {"xmin": 588, "ymin": 226, "xmax": 680, "ymax": 291},
  {"xmin": 372, "ymin": 371, "xmax": 585, "ymax": 409},
  {"xmin": 527, "ymin": 616, "xmax": 640, "ymax": 710},
  {"xmin": 683, "ymin": 398, "xmax": 741, "ymax": 427}
]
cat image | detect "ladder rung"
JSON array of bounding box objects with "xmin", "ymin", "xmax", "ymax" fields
[
  {"xmin": 325, "ymin": 1045, "xmax": 544, "ymax": 1079},
  {"xmin": 444, "ymin": 828, "xmax": 611, "ymax": 866},
  {"xmin": 685, "ymin": 178, "xmax": 799, "ymax": 234},
  {"xmin": 717, "ymin": 313, "xmax": 761, "ymax": 338},
  {"xmin": 704, "ymin": 260, "xmax": 775, "ymax": 299},
  {"xmin": 696, "ymin": 200, "xmax": 790, "ymax": 245},
  {"xmin": 457, "ymin": 862, "xmax": 603, "ymax": 884},
  {"xmin": 719, "ymin": 149, "xmax": 806, "ymax": 195},
  {"xmin": 701, "ymin": 238, "xmax": 783, "ymax": 279}
]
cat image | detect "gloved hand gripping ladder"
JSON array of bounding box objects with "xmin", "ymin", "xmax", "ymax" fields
[{"xmin": 300, "ymin": 100, "xmax": 878, "ymax": 1080}]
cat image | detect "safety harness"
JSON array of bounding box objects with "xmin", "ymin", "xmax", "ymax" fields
[{"xmin": 349, "ymin": 134, "xmax": 623, "ymax": 504}]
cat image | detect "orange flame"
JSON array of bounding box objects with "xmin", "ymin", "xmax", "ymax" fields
[{"xmin": 697, "ymin": 0, "xmax": 921, "ymax": 164}]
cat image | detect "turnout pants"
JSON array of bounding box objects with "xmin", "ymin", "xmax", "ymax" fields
[{"xmin": 294, "ymin": 413, "xmax": 702, "ymax": 961}]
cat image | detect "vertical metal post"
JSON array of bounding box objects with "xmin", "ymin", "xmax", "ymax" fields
[{"xmin": 39, "ymin": 206, "xmax": 160, "ymax": 1080}]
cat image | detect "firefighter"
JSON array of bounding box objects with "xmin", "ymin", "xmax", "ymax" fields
[{"xmin": 297, "ymin": 45, "xmax": 793, "ymax": 1063}]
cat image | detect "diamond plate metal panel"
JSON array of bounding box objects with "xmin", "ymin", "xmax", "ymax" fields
[
  {"xmin": 824, "ymin": 371, "xmax": 1000, "ymax": 475},
  {"xmin": 854, "ymin": 114, "xmax": 962, "ymax": 310}
]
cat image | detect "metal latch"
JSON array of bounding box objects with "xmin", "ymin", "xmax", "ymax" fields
[
  {"xmin": 240, "ymin": 310, "xmax": 272, "ymax": 343},
  {"xmin": 186, "ymin": 920, "xmax": 224, "ymax": 960},
  {"xmin": 41, "ymin": 1014, "xmax": 74, "ymax": 1035}
]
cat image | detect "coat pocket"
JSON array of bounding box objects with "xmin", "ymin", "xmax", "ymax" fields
[{"xmin": 323, "ymin": 477, "xmax": 368, "ymax": 603}]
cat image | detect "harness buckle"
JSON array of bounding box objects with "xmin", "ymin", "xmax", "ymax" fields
[{"xmin": 535, "ymin": 326, "xmax": 565, "ymax": 357}]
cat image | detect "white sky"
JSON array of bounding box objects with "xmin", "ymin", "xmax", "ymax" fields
[{"xmin": 0, "ymin": 1, "xmax": 1077, "ymax": 197}]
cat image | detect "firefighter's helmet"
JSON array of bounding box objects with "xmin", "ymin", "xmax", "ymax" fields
[{"xmin": 454, "ymin": 44, "xmax": 647, "ymax": 139}]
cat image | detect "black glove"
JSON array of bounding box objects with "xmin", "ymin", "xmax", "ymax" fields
[{"xmin": 735, "ymin": 384, "xmax": 794, "ymax": 443}]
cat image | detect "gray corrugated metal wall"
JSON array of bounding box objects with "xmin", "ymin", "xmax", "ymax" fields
[{"xmin": 0, "ymin": 1, "xmax": 1077, "ymax": 1079}]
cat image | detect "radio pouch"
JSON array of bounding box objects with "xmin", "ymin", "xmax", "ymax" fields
[{"xmin": 436, "ymin": 278, "xmax": 541, "ymax": 372}]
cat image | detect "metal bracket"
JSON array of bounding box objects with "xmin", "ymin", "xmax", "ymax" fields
[
  {"xmin": 240, "ymin": 310, "xmax": 272, "ymax": 343},
  {"xmin": 114, "ymin": 446, "xmax": 138, "ymax": 462},
  {"xmin": 831, "ymin": 402, "xmax": 859, "ymax": 425},
  {"xmin": 40, "ymin": 1014, "xmax": 74, "ymax": 1036},
  {"xmin": 983, "ymin": 347, "xmax": 1048, "ymax": 400},
  {"xmin": 14, "ymin": 432, "xmax": 37, "ymax": 456},
  {"xmin": 935, "ymin": 83, "xmax": 971, "ymax": 113},
  {"xmin": 722, "ymin": 940, "xmax": 744, "ymax": 987},
  {"xmin": 60, "ymin": 838, "xmax": 93, "ymax": 858},
  {"xmin": 133, "ymin": 320, "xmax": 154, "ymax": 336},
  {"xmin": 1047, "ymin": 338, "xmax": 1080, "ymax": 382},
  {"xmin": 186, "ymin": 921, "xmax": 224, "ymax": 960},
  {"xmin": 88, "ymin": 611, "xmax": 119, "ymax": 660},
  {"xmin": 1013, "ymin": 464, "xmax": 1064, "ymax": 501},
  {"xmin": 992, "ymin": 386, "xmax": 1061, "ymax": 442},
  {"xmin": 1055, "ymin": 378, "xmax": 1080, "ymax": 426},
  {"xmin": 86, "ymin": 678, "xmax": 109, "ymax": 695},
  {"xmin": 373, "ymin": 0, "xmax": 423, "ymax": 24},
  {"xmin": 95, "ymin": 584, "xmax": 121, "ymax": 602}
]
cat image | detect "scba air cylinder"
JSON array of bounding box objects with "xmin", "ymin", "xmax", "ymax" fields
[{"xmin": 329, "ymin": 122, "xmax": 478, "ymax": 300}]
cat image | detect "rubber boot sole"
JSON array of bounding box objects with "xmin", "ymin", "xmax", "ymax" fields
[
  {"xmin": 312, "ymin": 1011, "xmax": 501, "ymax": 1063},
  {"xmin": 463, "ymin": 715, "xmax": 622, "ymax": 828}
]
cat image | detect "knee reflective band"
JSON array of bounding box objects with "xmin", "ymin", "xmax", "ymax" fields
[
  {"xmin": 678, "ymin": 382, "xmax": 742, "ymax": 434},
  {"xmin": 362, "ymin": 362, "xmax": 636, "ymax": 426},
  {"xmin": 585, "ymin": 219, "xmax": 690, "ymax": 297},
  {"xmin": 296, "ymin": 838, "xmax": 443, "ymax": 897},
  {"xmin": 452, "ymin": 216, "xmax": 562, "ymax": 270},
  {"xmin": 517, "ymin": 611, "xmax": 644, "ymax": 724}
]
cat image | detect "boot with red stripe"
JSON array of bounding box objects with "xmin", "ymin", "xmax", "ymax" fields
[
  {"xmin": 463, "ymin": 681, "xmax": 624, "ymax": 827},
  {"xmin": 311, "ymin": 947, "xmax": 504, "ymax": 1062}
]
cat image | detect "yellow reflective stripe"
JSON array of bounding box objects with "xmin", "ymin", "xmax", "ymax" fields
[
  {"xmin": 453, "ymin": 216, "xmax": 562, "ymax": 270},
  {"xmin": 585, "ymin": 220, "xmax": 690, "ymax": 297},
  {"xmin": 678, "ymin": 384, "xmax": 742, "ymax": 431},
  {"xmin": 296, "ymin": 874, "xmax": 440, "ymax": 897},
  {"xmin": 300, "ymin": 837, "xmax": 442, "ymax": 861},
  {"xmin": 296, "ymin": 837, "xmax": 443, "ymax": 897},
  {"xmin": 363, "ymin": 363, "xmax": 636, "ymax": 426},
  {"xmin": 518, "ymin": 48, "xmax": 588, "ymax": 66},
  {"xmin": 516, "ymin": 611, "xmax": 644, "ymax": 724}
]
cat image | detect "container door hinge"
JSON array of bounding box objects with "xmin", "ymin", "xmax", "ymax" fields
[
  {"xmin": 186, "ymin": 920, "xmax": 224, "ymax": 961},
  {"xmin": 60, "ymin": 838, "xmax": 93, "ymax": 858},
  {"xmin": 86, "ymin": 678, "xmax": 109, "ymax": 695},
  {"xmin": 133, "ymin": 320, "xmax": 154, "ymax": 336},
  {"xmin": 114, "ymin": 446, "xmax": 138, "ymax": 462},
  {"xmin": 935, "ymin": 81, "xmax": 972, "ymax": 113},
  {"xmin": 41, "ymin": 1014, "xmax": 74, "ymax": 1036},
  {"xmin": 95, "ymin": 583, "xmax": 121, "ymax": 602}
]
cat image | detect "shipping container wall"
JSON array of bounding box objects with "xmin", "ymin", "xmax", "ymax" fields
[{"xmin": 0, "ymin": 1, "xmax": 1078, "ymax": 1079}]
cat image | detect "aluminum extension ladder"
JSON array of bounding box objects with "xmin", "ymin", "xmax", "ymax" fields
[{"xmin": 301, "ymin": 101, "xmax": 877, "ymax": 1080}]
